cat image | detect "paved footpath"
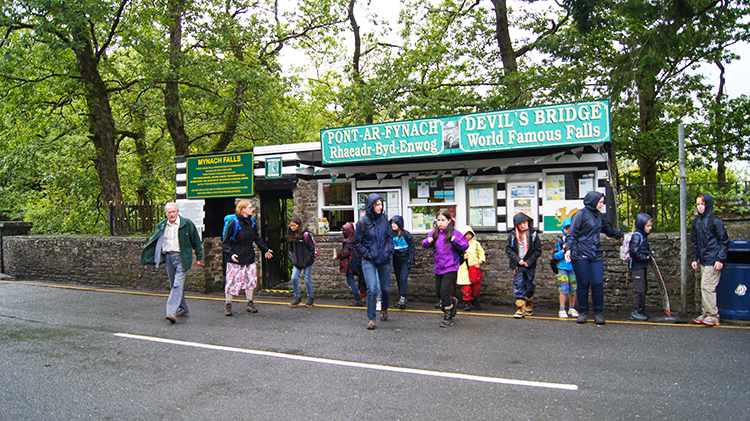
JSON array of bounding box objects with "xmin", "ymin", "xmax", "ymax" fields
[{"xmin": 1, "ymin": 279, "xmax": 749, "ymax": 420}]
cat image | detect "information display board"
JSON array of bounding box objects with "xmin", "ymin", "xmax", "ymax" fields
[{"xmin": 186, "ymin": 152, "xmax": 254, "ymax": 199}]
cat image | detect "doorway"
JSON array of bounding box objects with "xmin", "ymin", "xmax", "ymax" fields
[{"xmin": 260, "ymin": 190, "xmax": 294, "ymax": 289}]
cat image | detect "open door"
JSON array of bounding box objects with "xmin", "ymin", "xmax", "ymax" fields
[{"xmin": 259, "ymin": 190, "xmax": 293, "ymax": 289}]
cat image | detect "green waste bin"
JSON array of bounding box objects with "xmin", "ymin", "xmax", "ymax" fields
[{"xmin": 717, "ymin": 239, "xmax": 750, "ymax": 321}]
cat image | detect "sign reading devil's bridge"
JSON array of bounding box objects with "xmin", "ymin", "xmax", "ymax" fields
[
  {"xmin": 186, "ymin": 152, "xmax": 254, "ymax": 199},
  {"xmin": 321, "ymin": 100, "xmax": 610, "ymax": 165}
]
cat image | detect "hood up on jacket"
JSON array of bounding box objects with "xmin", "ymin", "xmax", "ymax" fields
[
  {"xmin": 460, "ymin": 225, "xmax": 476, "ymax": 238},
  {"xmin": 366, "ymin": 193, "xmax": 385, "ymax": 220},
  {"xmin": 634, "ymin": 213, "xmax": 652, "ymax": 236},
  {"xmin": 697, "ymin": 192, "xmax": 715, "ymax": 218},
  {"xmin": 390, "ymin": 215, "xmax": 405, "ymax": 231},
  {"xmin": 512, "ymin": 212, "xmax": 533, "ymax": 228},
  {"xmin": 341, "ymin": 221, "xmax": 355, "ymax": 243},
  {"xmin": 583, "ymin": 191, "xmax": 605, "ymax": 212},
  {"xmin": 561, "ymin": 217, "xmax": 572, "ymax": 234}
]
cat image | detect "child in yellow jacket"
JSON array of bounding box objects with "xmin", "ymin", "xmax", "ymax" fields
[{"xmin": 457, "ymin": 226, "xmax": 486, "ymax": 311}]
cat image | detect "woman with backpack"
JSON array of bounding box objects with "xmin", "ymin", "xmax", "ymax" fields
[
  {"xmin": 287, "ymin": 216, "xmax": 317, "ymax": 308},
  {"xmin": 564, "ymin": 191, "xmax": 624, "ymax": 325},
  {"xmin": 222, "ymin": 200, "xmax": 273, "ymax": 316}
]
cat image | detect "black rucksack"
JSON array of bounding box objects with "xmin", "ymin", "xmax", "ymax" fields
[{"xmin": 549, "ymin": 236, "xmax": 564, "ymax": 274}]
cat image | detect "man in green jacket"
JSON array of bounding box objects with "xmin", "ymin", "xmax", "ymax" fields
[{"xmin": 141, "ymin": 202, "xmax": 203, "ymax": 324}]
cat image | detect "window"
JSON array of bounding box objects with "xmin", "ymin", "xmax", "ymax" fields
[
  {"xmin": 320, "ymin": 182, "xmax": 354, "ymax": 232},
  {"xmin": 407, "ymin": 178, "xmax": 457, "ymax": 231},
  {"xmin": 467, "ymin": 184, "xmax": 497, "ymax": 229}
]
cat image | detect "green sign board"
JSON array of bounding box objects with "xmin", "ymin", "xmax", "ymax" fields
[
  {"xmin": 186, "ymin": 152, "xmax": 254, "ymax": 198},
  {"xmin": 321, "ymin": 100, "xmax": 610, "ymax": 165}
]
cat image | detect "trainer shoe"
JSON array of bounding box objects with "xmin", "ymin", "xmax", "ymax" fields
[
  {"xmin": 247, "ymin": 301, "xmax": 258, "ymax": 313},
  {"xmin": 439, "ymin": 313, "xmax": 454, "ymax": 328},
  {"xmin": 692, "ymin": 315, "xmax": 705, "ymax": 324},
  {"xmin": 702, "ymin": 316, "xmax": 720, "ymax": 326},
  {"xmin": 559, "ymin": 309, "xmax": 568, "ymax": 318},
  {"xmin": 629, "ymin": 310, "xmax": 648, "ymax": 322},
  {"xmin": 397, "ymin": 296, "xmax": 407, "ymax": 309},
  {"xmin": 304, "ymin": 297, "xmax": 315, "ymax": 307},
  {"xmin": 568, "ymin": 308, "xmax": 579, "ymax": 318},
  {"xmin": 165, "ymin": 315, "xmax": 177, "ymax": 324},
  {"xmin": 290, "ymin": 296, "xmax": 302, "ymax": 307},
  {"xmin": 176, "ymin": 309, "xmax": 189, "ymax": 317},
  {"xmin": 577, "ymin": 312, "xmax": 587, "ymax": 324},
  {"xmin": 595, "ymin": 313, "xmax": 606, "ymax": 325},
  {"xmin": 224, "ymin": 302, "xmax": 233, "ymax": 316}
]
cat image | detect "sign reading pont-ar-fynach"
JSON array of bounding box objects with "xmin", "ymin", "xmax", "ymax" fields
[
  {"xmin": 186, "ymin": 152, "xmax": 254, "ymax": 199},
  {"xmin": 320, "ymin": 100, "xmax": 610, "ymax": 165}
]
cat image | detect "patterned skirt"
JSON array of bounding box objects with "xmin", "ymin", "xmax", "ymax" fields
[{"xmin": 225, "ymin": 262, "xmax": 257, "ymax": 296}]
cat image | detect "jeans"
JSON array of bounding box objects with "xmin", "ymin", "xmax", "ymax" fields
[
  {"xmin": 362, "ymin": 259, "xmax": 391, "ymax": 321},
  {"xmin": 512, "ymin": 267, "xmax": 536, "ymax": 300},
  {"xmin": 572, "ymin": 259, "xmax": 604, "ymax": 315},
  {"xmin": 393, "ymin": 259, "xmax": 410, "ymax": 298},
  {"xmin": 291, "ymin": 265, "xmax": 313, "ymax": 298},
  {"xmin": 164, "ymin": 253, "xmax": 188, "ymax": 317},
  {"xmin": 346, "ymin": 273, "xmax": 360, "ymax": 301}
]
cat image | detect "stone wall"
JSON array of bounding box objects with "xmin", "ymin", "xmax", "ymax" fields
[{"xmin": 4, "ymin": 219, "xmax": 748, "ymax": 315}]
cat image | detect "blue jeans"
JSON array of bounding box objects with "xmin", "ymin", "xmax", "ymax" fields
[
  {"xmin": 164, "ymin": 253, "xmax": 188, "ymax": 317},
  {"xmin": 393, "ymin": 259, "xmax": 410, "ymax": 297},
  {"xmin": 572, "ymin": 259, "xmax": 604, "ymax": 314},
  {"xmin": 346, "ymin": 273, "xmax": 360, "ymax": 301},
  {"xmin": 362, "ymin": 259, "xmax": 391, "ymax": 321},
  {"xmin": 291, "ymin": 266, "xmax": 313, "ymax": 298},
  {"xmin": 512, "ymin": 267, "xmax": 536, "ymax": 300}
]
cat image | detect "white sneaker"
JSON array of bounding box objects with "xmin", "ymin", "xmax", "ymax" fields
[
  {"xmin": 376, "ymin": 300, "xmax": 381, "ymax": 311},
  {"xmin": 558, "ymin": 310, "xmax": 568, "ymax": 318},
  {"xmin": 568, "ymin": 308, "xmax": 579, "ymax": 318}
]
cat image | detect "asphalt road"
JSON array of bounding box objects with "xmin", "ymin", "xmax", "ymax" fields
[{"xmin": 1, "ymin": 279, "xmax": 749, "ymax": 420}]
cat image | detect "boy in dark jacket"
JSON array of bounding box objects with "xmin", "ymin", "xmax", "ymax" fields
[
  {"xmin": 506, "ymin": 213, "xmax": 543, "ymax": 318},
  {"xmin": 628, "ymin": 213, "xmax": 654, "ymax": 321},
  {"xmin": 691, "ymin": 193, "xmax": 730, "ymax": 326}
]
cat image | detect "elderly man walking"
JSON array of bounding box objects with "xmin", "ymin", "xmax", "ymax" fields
[{"xmin": 141, "ymin": 202, "xmax": 203, "ymax": 324}]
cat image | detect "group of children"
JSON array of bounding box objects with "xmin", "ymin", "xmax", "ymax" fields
[{"xmin": 222, "ymin": 192, "xmax": 729, "ymax": 328}]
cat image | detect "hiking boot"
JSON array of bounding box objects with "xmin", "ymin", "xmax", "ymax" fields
[
  {"xmin": 559, "ymin": 309, "xmax": 569, "ymax": 318},
  {"xmin": 304, "ymin": 297, "xmax": 315, "ymax": 307},
  {"xmin": 629, "ymin": 310, "xmax": 648, "ymax": 322},
  {"xmin": 568, "ymin": 308, "xmax": 579, "ymax": 318},
  {"xmin": 595, "ymin": 313, "xmax": 606, "ymax": 325},
  {"xmin": 439, "ymin": 311, "xmax": 454, "ymax": 328},
  {"xmin": 692, "ymin": 315, "xmax": 705, "ymax": 324},
  {"xmin": 525, "ymin": 298, "xmax": 534, "ymax": 316},
  {"xmin": 449, "ymin": 297, "xmax": 458, "ymax": 319},
  {"xmin": 472, "ymin": 299, "xmax": 481, "ymax": 310},
  {"xmin": 702, "ymin": 316, "xmax": 720, "ymax": 326},
  {"xmin": 290, "ymin": 296, "xmax": 302, "ymax": 307},
  {"xmin": 247, "ymin": 301, "xmax": 258, "ymax": 313},
  {"xmin": 577, "ymin": 312, "xmax": 587, "ymax": 324},
  {"xmin": 514, "ymin": 299, "xmax": 525, "ymax": 319},
  {"xmin": 380, "ymin": 310, "xmax": 388, "ymax": 321},
  {"xmin": 397, "ymin": 296, "xmax": 407, "ymax": 309},
  {"xmin": 224, "ymin": 302, "xmax": 233, "ymax": 316}
]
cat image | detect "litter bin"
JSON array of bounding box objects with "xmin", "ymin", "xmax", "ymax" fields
[{"xmin": 717, "ymin": 239, "xmax": 750, "ymax": 321}]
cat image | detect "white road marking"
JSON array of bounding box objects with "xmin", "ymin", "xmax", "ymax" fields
[{"xmin": 115, "ymin": 333, "xmax": 578, "ymax": 391}]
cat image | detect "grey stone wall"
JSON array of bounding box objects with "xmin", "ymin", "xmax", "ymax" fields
[{"xmin": 4, "ymin": 220, "xmax": 749, "ymax": 315}]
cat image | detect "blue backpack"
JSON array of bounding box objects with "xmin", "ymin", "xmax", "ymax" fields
[{"xmin": 223, "ymin": 214, "xmax": 255, "ymax": 240}]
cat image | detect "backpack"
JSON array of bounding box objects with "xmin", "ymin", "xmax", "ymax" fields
[
  {"xmin": 223, "ymin": 214, "xmax": 240, "ymax": 241},
  {"xmin": 620, "ymin": 231, "xmax": 642, "ymax": 262},
  {"xmin": 303, "ymin": 231, "xmax": 320, "ymax": 258},
  {"xmin": 549, "ymin": 236, "xmax": 564, "ymax": 274}
]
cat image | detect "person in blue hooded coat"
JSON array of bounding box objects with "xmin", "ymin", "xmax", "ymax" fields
[
  {"xmin": 564, "ymin": 191, "xmax": 623, "ymax": 325},
  {"xmin": 553, "ymin": 217, "xmax": 578, "ymax": 319},
  {"xmin": 354, "ymin": 193, "xmax": 394, "ymax": 330},
  {"xmin": 390, "ymin": 215, "xmax": 415, "ymax": 309},
  {"xmin": 690, "ymin": 193, "xmax": 730, "ymax": 327}
]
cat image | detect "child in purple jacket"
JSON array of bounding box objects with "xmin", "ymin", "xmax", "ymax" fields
[{"xmin": 422, "ymin": 209, "xmax": 469, "ymax": 327}]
